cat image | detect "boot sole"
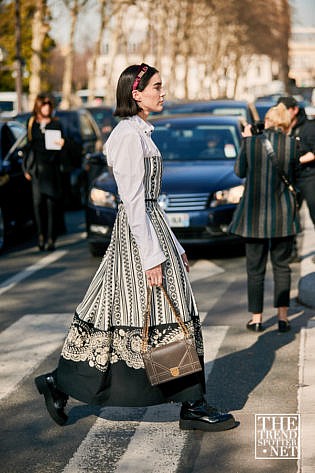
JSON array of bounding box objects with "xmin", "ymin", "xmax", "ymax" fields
[
  {"xmin": 179, "ymin": 417, "xmax": 237, "ymax": 432},
  {"xmin": 35, "ymin": 375, "xmax": 68, "ymax": 426}
]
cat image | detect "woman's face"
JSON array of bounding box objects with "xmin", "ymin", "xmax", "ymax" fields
[
  {"xmin": 264, "ymin": 116, "xmax": 274, "ymax": 129},
  {"xmin": 39, "ymin": 100, "xmax": 53, "ymax": 118},
  {"xmin": 134, "ymin": 72, "xmax": 165, "ymax": 115}
]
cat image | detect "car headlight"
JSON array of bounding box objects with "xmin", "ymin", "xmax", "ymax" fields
[
  {"xmin": 210, "ymin": 185, "xmax": 244, "ymax": 207},
  {"xmin": 89, "ymin": 188, "xmax": 117, "ymax": 208}
]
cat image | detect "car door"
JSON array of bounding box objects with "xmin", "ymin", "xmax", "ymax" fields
[
  {"xmin": 0, "ymin": 125, "xmax": 33, "ymax": 246},
  {"xmin": 78, "ymin": 110, "xmax": 102, "ymax": 154}
]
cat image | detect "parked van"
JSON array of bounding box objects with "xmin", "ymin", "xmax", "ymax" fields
[{"xmin": 0, "ymin": 92, "xmax": 28, "ymax": 118}]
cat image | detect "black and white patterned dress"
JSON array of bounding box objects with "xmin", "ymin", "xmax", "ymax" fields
[{"xmin": 56, "ymin": 115, "xmax": 205, "ymax": 406}]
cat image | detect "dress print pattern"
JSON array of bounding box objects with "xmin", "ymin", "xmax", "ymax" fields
[{"xmin": 61, "ymin": 154, "xmax": 204, "ymax": 372}]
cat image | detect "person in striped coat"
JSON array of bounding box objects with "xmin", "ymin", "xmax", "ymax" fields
[{"xmin": 229, "ymin": 103, "xmax": 300, "ymax": 333}]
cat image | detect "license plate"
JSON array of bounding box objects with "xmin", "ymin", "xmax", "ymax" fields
[{"xmin": 167, "ymin": 213, "xmax": 190, "ymax": 228}]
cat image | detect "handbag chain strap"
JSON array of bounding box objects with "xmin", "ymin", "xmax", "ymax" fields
[
  {"xmin": 264, "ymin": 137, "xmax": 298, "ymax": 198},
  {"xmin": 141, "ymin": 285, "xmax": 190, "ymax": 353}
]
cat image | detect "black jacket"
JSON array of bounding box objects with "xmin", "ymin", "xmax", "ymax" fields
[
  {"xmin": 290, "ymin": 108, "xmax": 315, "ymax": 174},
  {"xmin": 25, "ymin": 117, "xmax": 64, "ymax": 199}
]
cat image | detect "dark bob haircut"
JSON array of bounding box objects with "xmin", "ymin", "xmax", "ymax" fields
[{"xmin": 114, "ymin": 64, "xmax": 158, "ymax": 118}]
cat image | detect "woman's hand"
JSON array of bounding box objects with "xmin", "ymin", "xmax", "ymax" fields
[
  {"xmin": 24, "ymin": 172, "xmax": 32, "ymax": 181},
  {"xmin": 59, "ymin": 138, "xmax": 65, "ymax": 148},
  {"xmin": 181, "ymin": 253, "xmax": 190, "ymax": 272},
  {"xmin": 54, "ymin": 138, "xmax": 65, "ymax": 149},
  {"xmin": 242, "ymin": 124, "xmax": 253, "ymax": 138},
  {"xmin": 299, "ymin": 151, "xmax": 315, "ymax": 164},
  {"xmin": 146, "ymin": 264, "xmax": 163, "ymax": 287}
]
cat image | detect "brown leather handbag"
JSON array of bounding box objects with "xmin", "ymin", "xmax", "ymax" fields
[{"xmin": 141, "ymin": 285, "xmax": 202, "ymax": 386}]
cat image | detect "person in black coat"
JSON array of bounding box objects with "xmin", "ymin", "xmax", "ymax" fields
[
  {"xmin": 23, "ymin": 94, "xmax": 65, "ymax": 251},
  {"xmin": 277, "ymin": 96, "xmax": 315, "ymax": 231}
]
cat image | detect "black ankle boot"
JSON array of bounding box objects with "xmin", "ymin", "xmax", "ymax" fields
[
  {"xmin": 46, "ymin": 239, "xmax": 55, "ymax": 251},
  {"xmin": 38, "ymin": 234, "xmax": 45, "ymax": 251},
  {"xmin": 180, "ymin": 399, "xmax": 237, "ymax": 431},
  {"xmin": 35, "ymin": 373, "xmax": 68, "ymax": 426}
]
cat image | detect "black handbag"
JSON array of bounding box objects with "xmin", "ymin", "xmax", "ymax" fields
[
  {"xmin": 22, "ymin": 148, "xmax": 35, "ymax": 176},
  {"xmin": 141, "ymin": 285, "xmax": 202, "ymax": 386}
]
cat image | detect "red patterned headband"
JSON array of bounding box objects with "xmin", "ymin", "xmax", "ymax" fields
[{"xmin": 132, "ymin": 64, "xmax": 149, "ymax": 91}]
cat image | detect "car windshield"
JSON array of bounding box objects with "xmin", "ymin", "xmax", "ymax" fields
[{"xmin": 153, "ymin": 124, "xmax": 240, "ymax": 161}]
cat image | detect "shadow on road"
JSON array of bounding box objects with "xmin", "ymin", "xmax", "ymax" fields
[{"xmin": 205, "ymin": 307, "xmax": 311, "ymax": 412}]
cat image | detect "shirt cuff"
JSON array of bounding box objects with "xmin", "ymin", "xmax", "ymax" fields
[{"xmin": 142, "ymin": 252, "xmax": 167, "ymax": 271}]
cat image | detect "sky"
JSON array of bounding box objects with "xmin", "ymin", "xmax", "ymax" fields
[{"xmin": 292, "ymin": 0, "xmax": 315, "ymax": 27}]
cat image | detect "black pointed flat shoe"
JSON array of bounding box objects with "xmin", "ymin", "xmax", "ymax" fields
[
  {"xmin": 179, "ymin": 400, "xmax": 237, "ymax": 431},
  {"xmin": 246, "ymin": 320, "xmax": 264, "ymax": 332},
  {"xmin": 38, "ymin": 235, "xmax": 45, "ymax": 251},
  {"xmin": 46, "ymin": 240, "xmax": 55, "ymax": 251},
  {"xmin": 35, "ymin": 374, "xmax": 68, "ymax": 426},
  {"xmin": 278, "ymin": 320, "xmax": 291, "ymax": 332}
]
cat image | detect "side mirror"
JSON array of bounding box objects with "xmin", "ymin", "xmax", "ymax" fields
[
  {"xmin": 85, "ymin": 151, "xmax": 107, "ymax": 166},
  {"xmin": 84, "ymin": 152, "xmax": 107, "ymax": 187}
]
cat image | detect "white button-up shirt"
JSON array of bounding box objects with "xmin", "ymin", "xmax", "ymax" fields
[{"xmin": 105, "ymin": 115, "xmax": 184, "ymax": 271}]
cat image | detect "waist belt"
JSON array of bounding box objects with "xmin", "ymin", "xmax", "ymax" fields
[{"xmin": 120, "ymin": 198, "xmax": 157, "ymax": 204}]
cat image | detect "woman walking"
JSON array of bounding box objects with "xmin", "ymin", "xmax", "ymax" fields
[
  {"xmin": 24, "ymin": 94, "xmax": 65, "ymax": 251},
  {"xmin": 229, "ymin": 103, "xmax": 300, "ymax": 332},
  {"xmin": 35, "ymin": 64, "xmax": 236, "ymax": 431}
]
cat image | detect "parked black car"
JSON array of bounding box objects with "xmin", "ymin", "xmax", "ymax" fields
[
  {"xmin": 0, "ymin": 121, "xmax": 34, "ymax": 252},
  {"xmin": 85, "ymin": 105, "xmax": 118, "ymax": 142},
  {"xmin": 14, "ymin": 108, "xmax": 103, "ymax": 208},
  {"xmin": 86, "ymin": 115, "xmax": 244, "ymax": 256},
  {"xmin": 154, "ymin": 99, "xmax": 259, "ymax": 124},
  {"xmin": 254, "ymin": 100, "xmax": 277, "ymax": 121}
]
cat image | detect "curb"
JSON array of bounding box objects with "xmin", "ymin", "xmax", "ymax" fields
[
  {"xmin": 299, "ymin": 272, "xmax": 315, "ymax": 309},
  {"xmin": 298, "ymin": 206, "xmax": 315, "ymax": 309}
]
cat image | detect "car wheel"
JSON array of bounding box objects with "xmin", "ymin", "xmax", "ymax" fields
[{"xmin": 0, "ymin": 207, "xmax": 6, "ymax": 252}]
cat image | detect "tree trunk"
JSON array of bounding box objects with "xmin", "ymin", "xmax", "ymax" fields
[
  {"xmin": 60, "ymin": 0, "xmax": 80, "ymax": 109},
  {"xmin": 14, "ymin": 0, "xmax": 23, "ymax": 113},
  {"xmin": 29, "ymin": 0, "xmax": 49, "ymax": 109},
  {"xmin": 88, "ymin": 0, "xmax": 108, "ymax": 104},
  {"xmin": 278, "ymin": 0, "xmax": 291, "ymax": 93}
]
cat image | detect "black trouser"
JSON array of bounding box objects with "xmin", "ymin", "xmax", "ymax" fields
[
  {"xmin": 32, "ymin": 187, "xmax": 58, "ymax": 243},
  {"xmin": 296, "ymin": 167, "xmax": 315, "ymax": 226},
  {"xmin": 245, "ymin": 237, "xmax": 294, "ymax": 313}
]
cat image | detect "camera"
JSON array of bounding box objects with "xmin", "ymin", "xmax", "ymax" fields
[{"xmin": 250, "ymin": 121, "xmax": 265, "ymax": 135}]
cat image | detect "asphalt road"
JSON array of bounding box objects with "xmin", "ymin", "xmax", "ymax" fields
[{"xmin": 0, "ymin": 210, "xmax": 314, "ymax": 473}]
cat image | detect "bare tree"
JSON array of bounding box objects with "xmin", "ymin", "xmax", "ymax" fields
[
  {"xmin": 28, "ymin": 0, "xmax": 49, "ymax": 107},
  {"xmin": 60, "ymin": 0, "xmax": 89, "ymax": 109},
  {"xmin": 47, "ymin": 0, "xmax": 291, "ymax": 102},
  {"xmin": 87, "ymin": 0, "xmax": 107, "ymax": 103},
  {"xmin": 14, "ymin": 0, "xmax": 23, "ymax": 112}
]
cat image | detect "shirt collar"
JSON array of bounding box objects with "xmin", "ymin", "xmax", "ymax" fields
[{"xmin": 128, "ymin": 114, "xmax": 154, "ymax": 135}]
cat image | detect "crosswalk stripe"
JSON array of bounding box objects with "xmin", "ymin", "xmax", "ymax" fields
[
  {"xmin": 0, "ymin": 250, "xmax": 68, "ymax": 296},
  {"xmin": 62, "ymin": 325, "xmax": 229, "ymax": 473},
  {"xmin": 0, "ymin": 308, "xmax": 227, "ymax": 472},
  {"xmin": 0, "ymin": 313, "xmax": 72, "ymax": 400},
  {"xmin": 189, "ymin": 259, "xmax": 224, "ymax": 283}
]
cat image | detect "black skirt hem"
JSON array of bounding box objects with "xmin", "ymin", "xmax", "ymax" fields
[{"xmin": 55, "ymin": 357, "xmax": 205, "ymax": 407}]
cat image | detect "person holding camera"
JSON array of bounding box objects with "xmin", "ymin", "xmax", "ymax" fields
[
  {"xmin": 229, "ymin": 103, "xmax": 300, "ymax": 332},
  {"xmin": 277, "ymin": 96, "xmax": 315, "ymax": 262}
]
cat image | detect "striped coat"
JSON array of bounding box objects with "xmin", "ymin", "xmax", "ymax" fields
[{"xmin": 229, "ymin": 129, "xmax": 300, "ymax": 238}]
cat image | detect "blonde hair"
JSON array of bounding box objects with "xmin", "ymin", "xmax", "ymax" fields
[{"xmin": 264, "ymin": 103, "xmax": 291, "ymax": 132}]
